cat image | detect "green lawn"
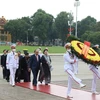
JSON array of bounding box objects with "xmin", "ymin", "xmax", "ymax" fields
[{"xmin": 0, "ymin": 45, "xmax": 65, "ymax": 54}]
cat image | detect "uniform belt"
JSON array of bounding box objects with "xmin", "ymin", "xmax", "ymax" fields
[
  {"xmin": 65, "ymin": 62, "xmax": 73, "ymax": 64},
  {"xmin": 65, "ymin": 62, "xmax": 69, "ymax": 64}
]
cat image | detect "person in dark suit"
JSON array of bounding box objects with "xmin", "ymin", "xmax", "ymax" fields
[
  {"xmin": 29, "ymin": 49, "xmax": 41, "ymax": 86},
  {"xmin": 1, "ymin": 49, "xmax": 7, "ymax": 79},
  {"xmin": 15, "ymin": 51, "xmax": 23, "ymax": 83},
  {"xmin": 20, "ymin": 52, "xmax": 30, "ymax": 82}
]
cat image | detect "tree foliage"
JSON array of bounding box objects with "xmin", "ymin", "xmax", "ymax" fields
[
  {"xmin": 3, "ymin": 9, "xmax": 100, "ymax": 46},
  {"xmin": 55, "ymin": 12, "xmax": 69, "ymax": 44},
  {"xmin": 81, "ymin": 31, "xmax": 100, "ymax": 45},
  {"xmin": 4, "ymin": 17, "xmax": 31, "ymax": 42},
  {"xmin": 77, "ymin": 16, "xmax": 96, "ymax": 37},
  {"xmin": 31, "ymin": 9, "xmax": 53, "ymax": 44}
]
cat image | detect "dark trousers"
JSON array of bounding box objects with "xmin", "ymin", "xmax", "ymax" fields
[
  {"xmin": 6, "ymin": 69, "xmax": 10, "ymax": 81},
  {"xmin": 15, "ymin": 69, "xmax": 19, "ymax": 82},
  {"xmin": 28, "ymin": 71, "xmax": 31, "ymax": 82},
  {"xmin": 32, "ymin": 68, "xmax": 39, "ymax": 85},
  {"xmin": 16, "ymin": 70, "xmax": 31, "ymax": 82},
  {"xmin": 23, "ymin": 70, "xmax": 30, "ymax": 82},
  {"xmin": 15, "ymin": 68, "xmax": 22, "ymax": 82},
  {"xmin": 2, "ymin": 68, "xmax": 6, "ymax": 79},
  {"xmin": 2, "ymin": 66, "xmax": 8, "ymax": 79}
]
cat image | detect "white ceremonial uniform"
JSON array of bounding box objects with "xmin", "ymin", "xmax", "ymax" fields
[
  {"xmin": 89, "ymin": 64, "xmax": 100, "ymax": 92},
  {"xmin": 73, "ymin": 56, "xmax": 78, "ymax": 74},
  {"xmin": 6, "ymin": 51, "xmax": 19, "ymax": 86},
  {"xmin": 64, "ymin": 51, "xmax": 83, "ymax": 96}
]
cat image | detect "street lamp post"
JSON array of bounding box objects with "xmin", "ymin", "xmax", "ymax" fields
[
  {"xmin": 68, "ymin": 11, "xmax": 73, "ymax": 35},
  {"xmin": 27, "ymin": 28, "xmax": 31, "ymax": 45},
  {"xmin": 74, "ymin": 0, "xmax": 80, "ymax": 37},
  {"xmin": 27, "ymin": 27, "xmax": 33, "ymax": 45},
  {"xmin": 27, "ymin": 31, "xmax": 28, "ymax": 45}
]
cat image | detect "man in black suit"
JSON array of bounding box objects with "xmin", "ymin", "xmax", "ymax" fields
[
  {"xmin": 29, "ymin": 49, "xmax": 41, "ymax": 86},
  {"xmin": 20, "ymin": 52, "xmax": 30, "ymax": 82},
  {"xmin": 1, "ymin": 50, "xmax": 7, "ymax": 79}
]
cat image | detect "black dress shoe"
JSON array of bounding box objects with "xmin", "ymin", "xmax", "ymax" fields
[
  {"xmin": 7, "ymin": 80, "xmax": 9, "ymax": 82},
  {"xmin": 12, "ymin": 85, "xmax": 15, "ymax": 87}
]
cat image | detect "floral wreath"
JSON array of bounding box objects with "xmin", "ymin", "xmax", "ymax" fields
[{"xmin": 67, "ymin": 35, "xmax": 100, "ymax": 66}]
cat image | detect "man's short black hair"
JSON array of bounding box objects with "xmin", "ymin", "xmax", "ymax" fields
[{"xmin": 3, "ymin": 49, "xmax": 6, "ymax": 52}]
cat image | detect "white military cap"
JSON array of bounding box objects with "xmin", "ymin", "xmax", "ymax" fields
[
  {"xmin": 11, "ymin": 44, "xmax": 16, "ymax": 49},
  {"xmin": 94, "ymin": 44, "xmax": 99, "ymax": 48},
  {"xmin": 64, "ymin": 42, "xmax": 71, "ymax": 48}
]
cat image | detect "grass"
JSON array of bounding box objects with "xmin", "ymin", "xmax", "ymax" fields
[{"xmin": 0, "ymin": 45, "xmax": 66, "ymax": 54}]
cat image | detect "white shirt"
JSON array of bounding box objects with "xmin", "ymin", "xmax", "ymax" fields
[
  {"xmin": 72, "ymin": 56, "xmax": 78, "ymax": 74},
  {"xmin": 63, "ymin": 51, "xmax": 75, "ymax": 71}
]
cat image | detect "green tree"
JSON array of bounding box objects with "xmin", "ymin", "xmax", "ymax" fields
[
  {"xmin": 31, "ymin": 9, "xmax": 54, "ymax": 45},
  {"xmin": 21, "ymin": 17, "xmax": 33, "ymax": 42},
  {"xmin": 78, "ymin": 16, "xmax": 96, "ymax": 37},
  {"xmin": 4, "ymin": 19, "xmax": 19, "ymax": 42},
  {"xmin": 81, "ymin": 31, "xmax": 100, "ymax": 45},
  {"xmin": 94, "ymin": 21, "xmax": 100, "ymax": 32},
  {"xmin": 55, "ymin": 11, "xmax": 69, "ymax": 45},
  {"xmin": 81, "ymin": 31, "xmax": 94, "ymax": 41},
  {"xmin": 4, "ymin": 17, "xmax": 32, "ymax": 43}
]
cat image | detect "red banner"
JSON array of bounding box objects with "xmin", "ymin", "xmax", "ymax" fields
[{"xmin": 81, "ymin": 41, "xmax": 91, "ymax": 57}]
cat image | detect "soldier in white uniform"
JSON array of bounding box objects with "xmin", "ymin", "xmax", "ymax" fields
[
  {"xmin": 73, "ymin": 56, "xmax": 78, "ymax": 75},
  {"xmin": 6, "ymin": 44, "xmax": 19, "ymax": 87},
  {"xmin": 89, "ymin": 44, "xmax": 100, "ymax": 95},
  {"xmin": 64, "ymin": 43, "xmax": 86, "ymax": 100},
  {"xmin": 89, "ymin": 64, "xmax": 100, "ymax": 95}
]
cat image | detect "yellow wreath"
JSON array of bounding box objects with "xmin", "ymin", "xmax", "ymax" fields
[{"xmin": 71, "ymin": 40, "xmax": 100, "ymax": 62}]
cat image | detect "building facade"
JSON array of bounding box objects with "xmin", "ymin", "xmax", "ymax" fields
[{"xmin": 0, "ymin": 16, "xmax": 11, "ymax": 45}]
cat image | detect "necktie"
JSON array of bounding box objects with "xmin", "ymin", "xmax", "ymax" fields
[
  {"xmin": 36, "ymin": 55, "xmax": 38, "ymax": 61},
  {"xmin": 13, "ymin": 52, "xmax": 14, "ymax": 55}
]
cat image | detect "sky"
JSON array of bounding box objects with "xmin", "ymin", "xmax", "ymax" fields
[{"xmin": 0, "ymin": 0, "xmax": 100, "ymax": 21}]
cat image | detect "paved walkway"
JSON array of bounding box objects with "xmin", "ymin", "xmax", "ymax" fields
[
  {"xmin": 0, "ymin": 75, "xmax": 65, "ymax": 100},
  {"xmin": 0, "ymin": 55, "xmax": 100, "ymax": 100},
  {"xmin": 16, "ymin": 82, "xmax": 100, "ymax": 100}
]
